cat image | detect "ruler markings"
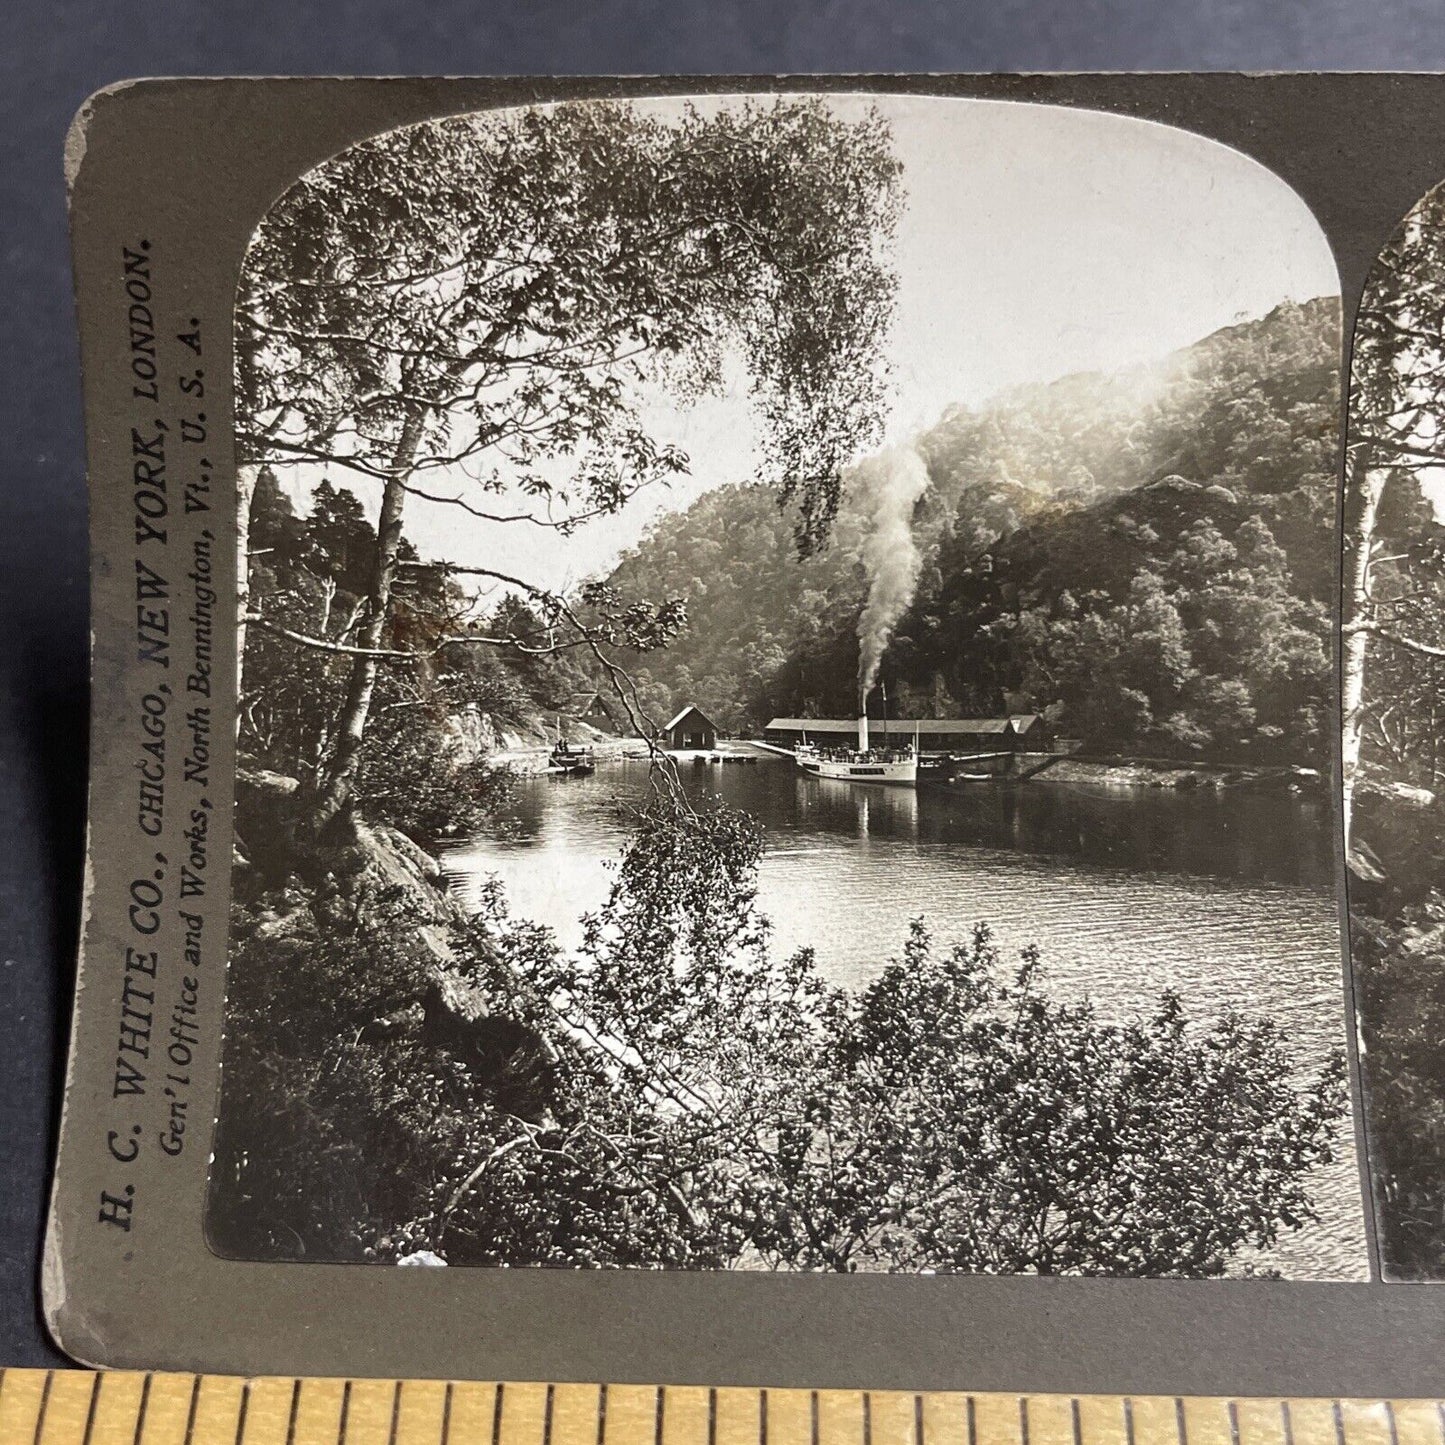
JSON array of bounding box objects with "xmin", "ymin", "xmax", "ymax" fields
[
  {"xmin": 0, "ymin": 1367, "xmax": 44, "ymax": 1443},
  {"xmin": 716, "ymin": 1382, "xmax": 766, "ymax": 1445},
  {"xmin": 1339, "ymin": 1400, "xmax": 1398, "ymax": 1445},
  {"xmin": 501, "ymin": 1382, "xmax": 550, "ymax": 1445},
  {"xmin": 182, "ymin": 1373, "xmax": 203, "ymax": 1445},
  {"xmin": 1234, "ymin": 1398, "xmax": 1286, "ymax": 1445},
  {"xmin": 338, "ymin": 1377, "xmax": 401, "ymax": 1445},
  {"xmin": 388, "ymin": 1380, "xmax": 403, "ymax": 1445},
  {"xmin": 235, "ymin": 1380, "xmax": 253, "ymax": 1445},
  {"xmin": 555, "ymin": 1384, "xmax": 601, "ymax": 1445},
  {"xmin": 395, "ymin": 1380, "xmax": 448, "ymax": 1445},
  {"xmin": 657, "ymin": 1378, "xmax": 708, "ymax": 1445},
  {"xmin": 601, "ymin": 1388, "xmax": 672, "ymax": 1445},
  {"xmin": 0, "ymin": 1377, "xmax": 1440, "ymax": 1445},
  {"xmin": 917, "ymin": 1393, "xmax": 961, "ymax": 1445},
  {"xmin": 444, "ymin": 1382, "xmax": 493, "ymax": 1445},
  {"xmin": 287, "ymin": 1377, "xmax": 345, "ymax": 1445},
  {"xmin": 1025, "ymin": 1396, "xmax": 1073, "ymax": 1445},
  {"xmin": 79, "ymin": 1371, "xmax": 101, "ymax": 1445},
  {"xmin": 760, "ymin": 1387, "xmax": 807, "ymax": 1445},
  {"xmin": 820, "ymin": 1392, "xmax": 867, "ymax": 1445},
  {"xmin": 867, "ymin": 1391, "xmax": 917, "ymax": 1445},
  {"xmin": 45, "ymin": 1372, "xmax": 107, "ymax": 1445},
  {"xmin": 971, "ymin": 1393, "xmax": 1020, "ymax": 1445},
  {"xmin": 285, "ymin": 1379, "xmax": 303, "ymax": 1445},
  {"xmin": 1074, "ymin": 1393, "xmax": 1128, "ymax": 1445},
  {"xmin": 131, "ymin": 1373, "xmax": 152, "ymax": 1445},
  {"xmin": 87, "ymin": 1372, "xmax": 147, "ymax": 1445},
  {"xmin": 33, "ymin": 1369, "xmax": 55, "ymax": 1445}
]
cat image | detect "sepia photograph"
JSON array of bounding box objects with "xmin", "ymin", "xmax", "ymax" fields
[
  {"xmin": 1344, "ymin": 179, "xmax": 1445, "ymax": 1282},
  {"xmin": 206, "ymin": 93, "xmax": 1367, "ymax": 1279}
]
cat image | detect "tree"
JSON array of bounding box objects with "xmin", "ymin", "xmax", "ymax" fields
[
  {"xmin": 753, "ymin": 920, "xmax": 1343, "ymax": 1276},
  {"xmin": 1343, "ymin": 181, "xmax": 1445, "ymax": 1277},
  {"xmin": 213, "ymin": 795, "xmax": 1347, "ymax": 1274},
  {"xmin": 236, "ymin": 98, "xmax": 902, "ymax": 831},
  {"xmin": 1344, "ymin": 189, "xmax": 1445, "ymax": 840}
]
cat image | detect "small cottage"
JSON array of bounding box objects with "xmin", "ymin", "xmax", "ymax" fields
[
  {"xmin": 661, "ymin": 705, "xmax": 719, "ymax": 751},
  {"xmin": 562, "ymin": 691, "xmax": 617, "ymax": 734}
]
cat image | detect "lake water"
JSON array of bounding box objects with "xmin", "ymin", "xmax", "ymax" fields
[{"xmin": 442, "ymin": 752, "xmax": 1369, "ymax": 1280}]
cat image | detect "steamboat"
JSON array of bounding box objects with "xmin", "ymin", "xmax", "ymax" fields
[{"xmin": 794, "ymin": 699, "xmax": 918, "ymax": 786}]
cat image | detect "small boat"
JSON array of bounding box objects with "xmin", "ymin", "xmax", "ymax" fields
[{"xmin": 549, "ymin": 740, "xmax": 596, "ymax": 776}]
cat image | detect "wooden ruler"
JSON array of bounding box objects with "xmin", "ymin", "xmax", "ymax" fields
[{"xmin": 0, "ymin": 1374, "xmax": 1442, "ymax": 1445}]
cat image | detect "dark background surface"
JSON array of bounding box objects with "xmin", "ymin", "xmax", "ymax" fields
[{"xmin": 5, "ymin": 0, "xmax": 1445, "ymax": 1373}]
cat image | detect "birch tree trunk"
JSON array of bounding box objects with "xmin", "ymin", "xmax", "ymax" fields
[
  {"xmin": 1341, "ymin": 463, "xmax": 1388, "ymax": 848},
  {"xmin": 306, "ymin": 410, "xmax": 425, "ymax": 836},
  {"xmin": 235, "ymin": 462, "xmax": 260, "ymax": 705}
]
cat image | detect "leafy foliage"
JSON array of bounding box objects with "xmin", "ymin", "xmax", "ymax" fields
[
  {"xmin": 235, "ymin": 98, "xmax": 902, "ymax": 827},
  {"xmin": 1345, "ymin": 182, "xmax": 1445, "ymax": 1278},
  {"xmin": 241, "ymin": 469, "xmax": 526, "ymax": 843},
  {"xmin": 211, "ymin": 796, "xmax": 1346, "ymax": 1275},
  {"xmin": 601, "ymin": 300, "xmax": 1338, "ymax": 761},
  {"xmin": 238, "ymin": 98, "xmax": 901, "ymax": 555}
]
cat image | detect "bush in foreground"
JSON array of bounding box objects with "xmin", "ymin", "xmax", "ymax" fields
[{"xmin": 210, "ymin": 798, "xmax": 1346, "ymax": 1275}]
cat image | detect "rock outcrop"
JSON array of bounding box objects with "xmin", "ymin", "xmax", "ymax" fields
[{"xmin": 232, "ymin": 764, "xmax": 556, "ymax": 1120}]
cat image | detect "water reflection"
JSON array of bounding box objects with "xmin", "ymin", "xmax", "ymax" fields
[
  {"xmin": 442, "ymin": 755, "xmax": 1364, "ymax": 1279},
  {"xmin": 806, "ymin": 777, "xmax": 922, "ymax": 841}
]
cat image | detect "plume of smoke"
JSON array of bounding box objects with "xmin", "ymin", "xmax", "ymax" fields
[{"xmin": 854, "ymin": 445, "xmax": 930, "ymax": 700}]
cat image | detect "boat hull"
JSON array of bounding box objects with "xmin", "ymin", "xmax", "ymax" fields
[{"xmin": 797, "ymin": 756, "xmax": 918, "ymax": 785}]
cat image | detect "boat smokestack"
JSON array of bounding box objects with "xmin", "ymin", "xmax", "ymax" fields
[{"xmin": 859, "ymin": 691, "xmax": 869, "ymax": 753}]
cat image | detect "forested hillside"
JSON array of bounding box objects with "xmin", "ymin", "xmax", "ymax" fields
[{"xmin": 605, "ymin": 297, "xmax": 1339, "ymax": 764}]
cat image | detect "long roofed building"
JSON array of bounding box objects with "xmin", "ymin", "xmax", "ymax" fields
[{"xmin": 763, "ymin": 715, "xmax": 1048, "ymax": 753}]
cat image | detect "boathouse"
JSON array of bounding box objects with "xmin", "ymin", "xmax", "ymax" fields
[
  {"xmin": 661, "ymin": 705, "xmax": 719, "ymax": 751},
  {"xmin": 562, "ymin": 690, "xmax": 617, "ymax": 734},
  {"xmin": 763, "ymin": 715, "xmax": 1048, "ymax": 753}
]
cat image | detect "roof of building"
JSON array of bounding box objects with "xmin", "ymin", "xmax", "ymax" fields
[
  {"xmin": 765, "ymin": 715, "xmax": 1042, "ymax": 735},
  {"xmin": 563, "ymin": 690, "xmax": 611, "ymax": 715},
  {"xmin": 664, "ymin": 704, "xmax": 718, "ymax": 733}
]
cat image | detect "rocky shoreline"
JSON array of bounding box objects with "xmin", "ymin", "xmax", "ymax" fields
[{"xmin": 1036, "ymin": 755, "xmax": 1326, "ymax": 793}]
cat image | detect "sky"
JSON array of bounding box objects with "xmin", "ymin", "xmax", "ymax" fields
[{"xmin": 274, "ymin": 94, "xmax": 1341, "ymax": 596}]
